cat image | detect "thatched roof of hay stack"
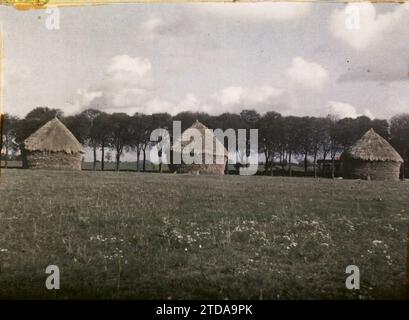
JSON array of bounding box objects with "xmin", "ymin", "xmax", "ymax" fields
[
  {"xmin": 170, "ymin": 120, "xmax": 228, "ymax": 174},
  {"xmin": 342, "ymin": 128, "xmax": 403, "ymax": 163},
  {"xmin": 172, "ymin": 120, "xmax": 228, "ymax": 157},
  {"xmin": 24, "ymin": 118, "xmax": 84, "ymax": 154}
]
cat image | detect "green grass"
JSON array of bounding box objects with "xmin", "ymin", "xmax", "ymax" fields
[{"xmin": 0, "ymin": 169, "xmax": 408, "ymax": 299}]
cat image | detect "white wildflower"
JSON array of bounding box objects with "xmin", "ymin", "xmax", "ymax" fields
[{"xmin": 372, "ymin": 240, "xmax": 383, "ymax": 246}]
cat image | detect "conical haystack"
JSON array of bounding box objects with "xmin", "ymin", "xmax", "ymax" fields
[
  {"xmin": 341, "ymin": 128, "xmax": 403, "ymax": 180},
  {"xmin": 23, "ymin": 118, "xmax": 84, "ymax": 170},
  {"xmin": 171, "ymin": 120, "xmax": 228, "ymax": 175}
]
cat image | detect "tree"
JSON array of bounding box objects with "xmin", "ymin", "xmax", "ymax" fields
[
  {"xmin": 283, "ymin": 116, "xmax": 303, "ymax": 177},
  {"xmin": 258, "ymin": 111, "xmax": 282, "ymax": 175},
  {"xmin": 238, "ymin": 110, "xmax": 260, "ymax": 173},
  {"xmin": 65, "ymin": 109, "xmax": 104, "ymax": 170},
  {"xmin": 173, "ymin": 111, "xmax": 212, "ymax": 131},
  {"xmin": 92, "ymin": 112, "xmax": 112, "ymax": 171},
  {"xmin": 276, "ymin": 117, "xmax": 289, "ymax": 174},
  {"xmin": 335, "ymin": 116, "xmax": 387, "ymax": 149},
  {"xmin": 109, "ymin": 113, "xmax": 131, "ymax": 171},
  {"xmin": 328, "ymin": 115, "xmax": 343, "ymax": 179},
  {"xmin": 371, "ymin": 118, "xmax": 390, "ymax": 140},
  {"xmin": 80, "ymin": 109, "xmax": 102, "ymax": 170},
  {"xmin": 314, "ymin": 117, "xmax": 331, "ymax": 178},
  {"xmin": 201, "ymin": 112, "xmax": 241, "ymax": 174},
  {"xmin": 140, "ymin": 114, "xmax": 153, "ymax": 172},
  {"xmin": 64, "ymin": 113, "xmax": 91, "ymax": 145},
  {"xmin": 15, "ymin": 107, "xmax": 63, "ymax": 147},
  {"xmin": 1, "ymin": 114, "xmax": 19, "ymax": 167},
  {"xmin": 212, "ymin": 112, "xmax": 242, "ymax": 131},
  {"xmin": 129, "ymin": 113, "xmax": 153, "ymax": 172},
  {"xmin": 390, "ymin": 114, "xmax": 409, "ymax": 179},
  {"xmin": 150, "ymin": 113, "xmax": 172, "ymax": 173},
  {"xmin": 105, "ymin": 151, "xmax": 112, "ymax": 162},
  {"xmin": 298, "ymin": 117, "xmax": 315, "ymax": 176}
]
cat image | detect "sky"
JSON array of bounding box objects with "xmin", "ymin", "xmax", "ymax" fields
[{"xmin": 1, "ymin": 2, "xmax": 409, "ymax": 121}]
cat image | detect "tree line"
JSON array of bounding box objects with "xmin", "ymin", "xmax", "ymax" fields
[{"xmin": 1, "ymin": 107, "xmax": 409, "ymax": 177}]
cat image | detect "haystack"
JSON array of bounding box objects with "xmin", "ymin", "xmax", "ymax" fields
[
  {"xmin": 22, "ymin": 118, "xmax": 84, "ymax": 170},
  {"xmin": 341, "ymin": 128, "xmax": 403, "ymax": 181},
  {"xmin": 171, "ymin": 120, "xmax": 228, "ymax": 175}
]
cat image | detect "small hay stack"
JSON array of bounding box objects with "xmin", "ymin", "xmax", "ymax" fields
[
  {"xmin": 171, "ymin": 120, "xmax": 228, "ymax": 175},
  {"xmin": 23, "ymin": 118, "xmax": 84, "ymax": 170},
  {"xmin": 341, "ymin": 128, "xmax": 403, "ymax": 181}
]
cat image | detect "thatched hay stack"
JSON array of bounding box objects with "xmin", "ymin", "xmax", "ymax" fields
[
  {"xmin": 341, "ymin": 128, "xmax": 403, "ymax": 181},
  {"xmin": 23, "ymin": 118, "xmax": 84, "ymax": 170},
  {"xmin": 171, "ymin": 120, "xmax": 228, "ymax": 175}
]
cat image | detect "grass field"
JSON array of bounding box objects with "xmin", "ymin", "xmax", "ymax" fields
[{"xmin": 0, "ymin": 169, "xmax": 408, "ymax": 299}]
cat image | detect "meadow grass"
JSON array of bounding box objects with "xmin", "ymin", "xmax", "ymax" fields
[{"xmin": 0, "ymin": 169, "xmax": 408, "ymax": 299}]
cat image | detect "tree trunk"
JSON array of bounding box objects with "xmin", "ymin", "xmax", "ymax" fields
[
  {"xmin": 236, "ymin": 153, "xmax": 241, "ymax": 174},
  {"xmin": 313, "ymin": 150, "xmax": 317, "ymax": 178},
  {"xmin": 280, "ymin": 150, "xmax": 285, "ymax": 174},
  {"xmin": 4, "ymin": 135, "xmax": 8, "ymax": 168},
  {"xmin": 143, "ymin": 148, "xmax": 146, "ymax": 172},
  {"xmin": 322, "ymin": 153, "xmax": 327, "ymax": 176},
  {"xmin": 304, "ymin": 152, "xmax": 308, "ymax": 176},
  {"xmin": 136, "ymin": 147, "xmax": 140, "ymax": 172},
  {"xmin": 158, "ymin": 150, "xmax": 162, "ymax": 173},
  {"xmin": 93, "ymin": 144, "xmax": 97, "ymax": 171},
  {"xmin": 331, "ymin": 155, "xmax": 335, "ymax": 179},
  {"xmin": 101, "ymin": 141, "xmax": 105, "ymax": 171},
  {"xmin": 288, "ymin": 150, "xmax": 293, "ymax": 177},
  {"xmin": 116, "ymin": 149, "xmax": 120, "ymax": 172},
  {"xmin": 264, "ymin": 151, "xmax": 269, "ymax": 175}
]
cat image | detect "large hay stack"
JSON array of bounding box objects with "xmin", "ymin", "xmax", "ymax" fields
[
  {"xmin": 22, "ymin": 118, "xmax": 84, "ymax": 170},
  {"xmin": 171, "ymin": 120, "xmax": 228, "ymax": 175},
  {"xmin": 341, "ymin": 128, "xmax": 403, "ymax": 181}
]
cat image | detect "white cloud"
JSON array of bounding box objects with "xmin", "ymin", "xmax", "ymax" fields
[
  {"xmin": 330, "ymin": 3, "xmax": 409, "ymax": 50},
  {"xmin": 213, "ymin": 85, "xmax": 283, "ymax": 112},
  {"xmin": 139, "ymin": 14, "xmax": 191, "ymax": 38},
  {"xmin": 286, "ymin": 57, "xmax": 328, "ymax": 89},
  {"xmin": 79, "ymin": 54, "xmax": 313, "ymax": 117},
  {"xmin": 179, "ymin": 93, "xmax": 200, "ymax": 109},
  {"xmin": 326, "ymin": 101, "xmax": 374, "ymax": 119},
  {"xmin": 141, "ymin": 17, "xmax": 165, "ymax": 34},
  {"xmin": 217, "ymin": 87, "xmax": 243, "ymax": 106},
  {"xmin": 327, "ymin": 101, "xmax": 358, "ymax": 118},
  {"xmin": 76, "ymin": 89, "xmax": 102, "ymax": 106},
  {"xmin": 332, "ymin": 4, "xmax": 409, "ymax": 82},
  {"xmin": 199, "ymin": 3, "xmax": 311, "ymax": 21},
  {"xmin": 80, "ymin": 55, "xmax": 172, "ymax": 115},
  {"xmin": 106, "ymin": 55, "xmax": 152, "ymax": 81}
]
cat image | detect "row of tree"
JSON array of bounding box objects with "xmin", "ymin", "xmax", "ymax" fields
[{"xmin": 1, "ymin": 107, "xmax": 409, "ymax": 177}]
